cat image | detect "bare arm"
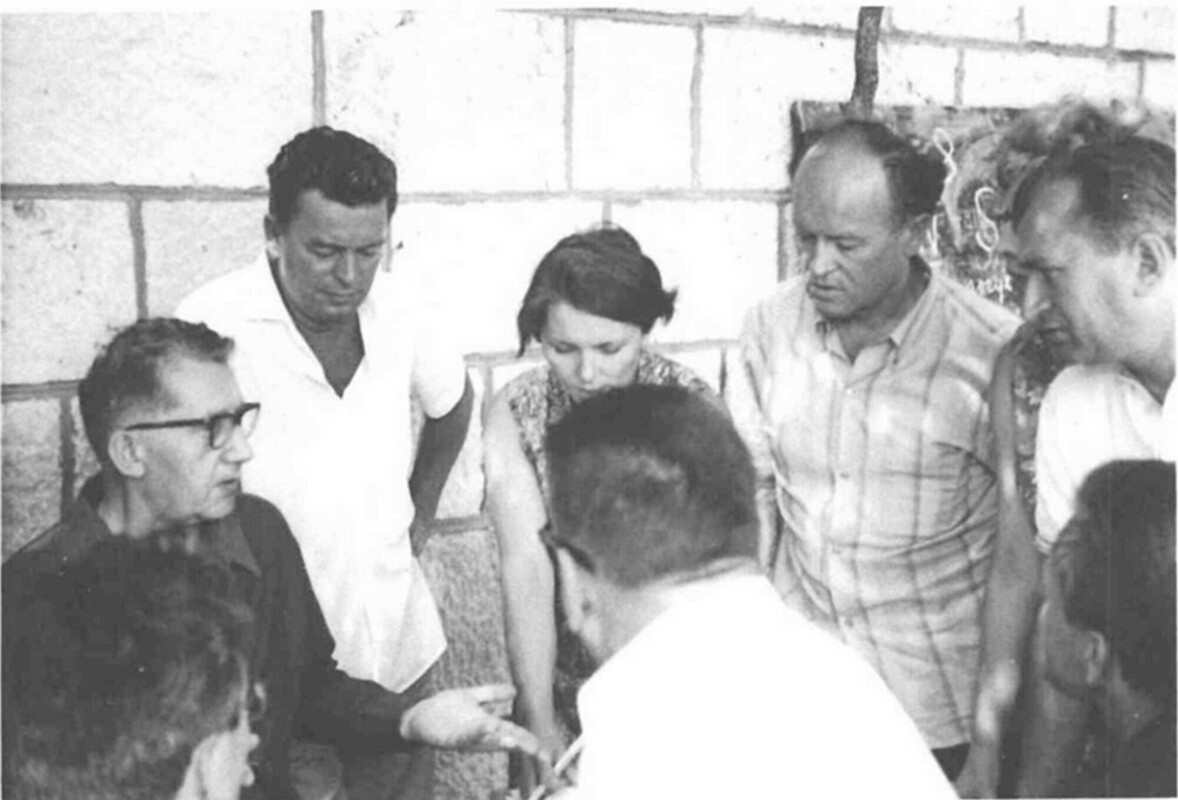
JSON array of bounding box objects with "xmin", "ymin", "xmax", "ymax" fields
[
  {"xmin": 409, "ymin": 375, "xmax": 475, "ymax": 553},
  {"xmin": 483, "ymin": 393, "xmax": 567, "ymax": 781},
  {"xmin": 1014, "ymin": 655, "xmax": 1093, "ymax": 796},
  {"xmin": 957, "ymin": 323, "xmax": 1042, "ymax": 798}
]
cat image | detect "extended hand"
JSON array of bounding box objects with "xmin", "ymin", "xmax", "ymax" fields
[{"xmin": 400, "ymin": 684, "xmax": 552, "ymax": 761}]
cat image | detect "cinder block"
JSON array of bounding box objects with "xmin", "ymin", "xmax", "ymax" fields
[
  {"xmin": 144, "ymin": 200, "xmax": 269, "ymax": 315},
  {"xmin": 325, "ymin": 11, "xmax": 566, "ymax": 193},
  {"xmin": 723, "ymin": 345, "xmax": 774, "ymax": 480},
  {"xmin": 2, "ymin": 398, "xmax": 62, "ymax": 559},
  {"xmin": 393, "ymin": 199, "xmax": 603, "ymax": 354},
  {"xmin": 890, "ymin": 5, "xmax": 1019, "ymax": 41},
  {"xmin": 573, "ymin": 20, "xmax": 695, "ymax": 190},
  {"xmin": 2, "ymin": 199, "xmax": 137, "ymax": 384},
  {"xmin": 70, "ymin": 396, "xmax": 101, "ymax": 496},
  {"xmin": 876, "ymin": 41, "xmax": 958, "ymax": 107},
  {"xmin": 1023, "ymin": 7, "xmax": 1110, "ymax": 47},
  {"xmin": 436, "ymin": 368, "xmax": 486, "ymax": 520},
  {"xmin": 700, "ymin": 29, "xmax": 853, "ymax": 189},
  {"xmin": 744, "ymin": 4, "xmax": 859, "ymax": 28},
  {"xmin": 1115, "ymin": 6, "xmax": 1175, "ymax": 53},
  {"xmin": 962, "ymin": 50, "xmax": 1141, "ymax": 107},
  {"xmin": 1143, "ymin": 60, "xmax": 1176, "ymax": 108},
  {"xmin": 1, "ymin": 14, "xmax": 311, "ymax": 186},
  {"xmin": 659, "ymin": 346, "xmax": 723, "ymax": 393},
  {"xmin": 610, "ymin": 200, "xmax": 780, "ymax": 343}
]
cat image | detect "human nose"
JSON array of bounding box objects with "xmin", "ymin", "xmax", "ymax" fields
[
  {"xmin": 1020, "ymin": 271, "xmax": 1050, "ymax": 319},
  {"xmin": 334, "ymin": 251, "xmax": 357, "ymax": 285},
  {"xmin": 808, "ymin": 239, "xmax": 837, "ymax": 277},
  {"xmin": 223, "ymin": 423, "xmax": 254, "ymax": 464},
  {"xmin": 577, "ymin": 352, "xmax": 596, "ymax": 384}
]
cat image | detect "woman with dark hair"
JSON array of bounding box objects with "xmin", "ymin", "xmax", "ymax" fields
[{"xmin": 483, "ymin": 225, "xmax": 716, "ymax": 787}]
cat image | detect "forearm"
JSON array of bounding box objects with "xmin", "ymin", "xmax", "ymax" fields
[
  {"xmin": 500, "ymin": 550, "xmax": 560, "ymax": 729},
  {"xmin": 300, "ymin": 668, "xmax": 415, "ymax": 751},
  {"xmin": 410, "ymin": 376, "xmax": 474, "ymax": 522}
]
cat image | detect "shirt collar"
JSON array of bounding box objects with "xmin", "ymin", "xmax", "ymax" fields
[
  {"xmin": 812, "ymin": 258, "xmax": 938, "ymax": 356},
  {"xmin": 243, "ymin": 251, "xmax": 299, "ymax": 323},
  {"xmin": 69, "ymin": 475, "xmax": 261, "ymax": 576}
]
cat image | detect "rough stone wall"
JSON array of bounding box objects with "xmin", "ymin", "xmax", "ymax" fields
[{"xmin": 2, "ymin": 7, "xmax": 1173, "ymax": 798}]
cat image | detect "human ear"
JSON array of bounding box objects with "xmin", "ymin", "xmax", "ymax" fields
[
  {"xmin": 555, "ymin": 549, "xmax": 588, "ymax": 637},
  {"xmin": 904, "ymin": 213, "xmax": 933, "ymax": 255},
  {"xmin": 1133, "ymin": 232, "xmax": 1174, "ymax": 296},
  {"xmin": 1081, "ymin": 630, "xmax": 1109, "ymax": 688},
  {"xmin": 108, "ymin": 430, "xmax": 147, "ymax": 479},
  {"xmin": 263, "ymin": 215, "xmax": 282, "ymax": 262}
]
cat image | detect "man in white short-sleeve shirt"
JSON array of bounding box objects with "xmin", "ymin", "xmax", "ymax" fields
[
  {"xmin": 543, "ymin": 385, "xmax": 955, "ymax": 800},
  {"xmin": 177, "ymin": 126, "xmax": 474, "ymax": 800},
  {"xmin": 973, "ymin": 136, "xmax": 1175, "ymax": 796}
]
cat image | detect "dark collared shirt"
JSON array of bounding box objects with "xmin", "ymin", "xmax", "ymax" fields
[{"xmin": 3, "ymin": 478, "xmax": 414, "ymax": 800}]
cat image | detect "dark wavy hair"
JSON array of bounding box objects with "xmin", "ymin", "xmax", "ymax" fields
[
  {"xmin": 1011, "ymin": 136, "xmax": 1175, "ymax": 255},
  {"xmin": 793, "ymin": 118, "xmax": 949, "ymax": 224},
  {"xmin": 546, "ymin": 385, "xmax": 758, "ymax": 588},
  {"xmin": 1052, "ymin": 459, "xmax": 1176, "ymax": 703},
  {"xmin": 267, "ymin": 126, "xmax": 399, "ymax": 229},
  {"xmin": 4, "ymin": 539, "xmax": 252, "ymax": 800},
  {"xmin": 79, "ymin": 318, "xmax": 233, "ymax": 467},
  {"xmin": 515, "ymin": 226, "xmax": 677, "ymax": 356}
]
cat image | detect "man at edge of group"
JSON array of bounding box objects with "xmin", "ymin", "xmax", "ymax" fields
[
  {"xmin": 177, "ymin": 127, "xmax": 475, "ymax": 800},
  {"xmin": 961, "ymin": 136, "xmax": 1175, "ymax": 796},
  {"xmin": 739, "ymin": 118, "xmax": 1019, "ymax": 781},
  {"xmin": 541, "ymin": 384, "xmax": 955, "ymax": 799},
  {"xmin": 2, "ymin": 319, "xmax": 541, "ymax": 800}
]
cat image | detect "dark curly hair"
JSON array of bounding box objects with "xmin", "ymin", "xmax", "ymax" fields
[
  {"xmin": 4, "ymin": 539, "xmax": 253, "ymax": 800},
  {"xmin": 516, "ymin": 226, "xmax": 677, "ymax": 356},
  {"xmin": 267, "ymin": 126, "xmax": 399, "ymax": 229},
  {"xmin": 1053, "ymin": 459, "xmax": 1176, "ymax": 703}
]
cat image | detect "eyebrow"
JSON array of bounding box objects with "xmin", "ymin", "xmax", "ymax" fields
[{"xmin": 308, "ymin": 237, "xmax": 386, "ymax": 250}]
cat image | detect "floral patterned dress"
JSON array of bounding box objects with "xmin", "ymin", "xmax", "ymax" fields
[{"xmin": 501, "ymin": 350, "xmax": 716, "ymax": 734}]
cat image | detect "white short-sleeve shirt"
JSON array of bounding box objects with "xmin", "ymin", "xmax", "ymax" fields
[
  {"xmin": 568, "ymin": 574, "xmax": 956, "ymax": 800},
  {"xmin": 176, "ymin": 253, "xmax": 466, "ymax": 691},
  {"xmin": 1034, "ymin": 364, "xmax": 1175, "ymax": 553}
]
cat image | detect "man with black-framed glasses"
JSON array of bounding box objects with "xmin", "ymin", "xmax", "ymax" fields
[{"xmin": 3, "ymin": 318, "xmax": 543, "ymax": 800}]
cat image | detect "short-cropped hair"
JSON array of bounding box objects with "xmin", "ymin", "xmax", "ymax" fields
[
  {"xmin": 1011, "ymin": 136, "xmax": 1175, "ymax": 255},
  {"xmin": 516, "ymin": 226, "xmax": 677, "ymax": 356},
  {"xmin": 4, "ymin": 539, "xmax": 252, "ymax": 800},
  {"xmin": 267, "ymin": 126, "xmax": 399, "ymax": 229},
  {"xmin": 1053, "ymin": 459, "xmax": 1176, "ymax": 703},
  {"xmin": 546, "ymin": 385, "xmax": 758, "ymax": 588},
  {"xmin": 79, "ymin": 318, "xmax": 233, "ymax": 467},
  {"xmin": 793, "ymin": 118, "xmax": 948, "ymax": 224}
]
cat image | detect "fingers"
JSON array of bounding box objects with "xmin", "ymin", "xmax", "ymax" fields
[{"xmin": 466, "ymin": 683, "xmax": 517, "ymax": 707}]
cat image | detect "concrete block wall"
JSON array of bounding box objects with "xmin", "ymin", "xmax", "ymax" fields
[{"xmin": 3, "ymin": 8, "xmax": 1173, "ymax": 798}]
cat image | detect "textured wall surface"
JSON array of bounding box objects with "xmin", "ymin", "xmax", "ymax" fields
[{"xmin": 2, "ymin": 7, "xmax": 1173, "ymax": 798}]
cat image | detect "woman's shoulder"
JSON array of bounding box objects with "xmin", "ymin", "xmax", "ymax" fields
[
  {"xmin": 639, "ymin": 350, "xmax": 714, "ymax": 395},
  {"xmin": 494, "ymin": 362, "xmax": 556, "ymax": 425}
]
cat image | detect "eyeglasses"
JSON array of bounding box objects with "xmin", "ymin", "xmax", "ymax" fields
[{"xmin": 123, "ymin": 403, "xmax": 261, "ymax": 450}]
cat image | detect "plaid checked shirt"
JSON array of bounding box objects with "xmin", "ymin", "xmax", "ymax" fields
[{"xmin": 739, "ymin": 269, "xmax": 1018, "ymax": 748}]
